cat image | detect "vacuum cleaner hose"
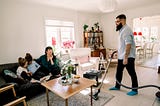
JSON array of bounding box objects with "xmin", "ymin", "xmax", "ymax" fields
[
  {"xmin": 116, "ymin": 79, "xmax": 160, "ymax": 90},
  {"xmin": 92, "ymin": 50, "xmax": 160, "ymax": 100},
  {"xmin": 110, "ymin": 50, "xmax": 160, "ymax": 90}
]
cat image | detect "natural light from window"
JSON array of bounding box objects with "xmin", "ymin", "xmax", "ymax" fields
[
  {"xmin": 45, "ymin": 19, "xmax": 75, "ymax": 54},
  {"xmin": 133, "ymin": 16, "xmax": 159, "ymax": 46}
]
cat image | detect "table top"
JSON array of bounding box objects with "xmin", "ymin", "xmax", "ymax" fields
[{"xmin": 41, "ymin": 77, "xmax": 96, "ymax": 99}]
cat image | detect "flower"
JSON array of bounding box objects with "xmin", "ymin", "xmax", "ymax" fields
[
  {"xmin": 52, "ymin": 37, "xmax": 56, "ymax": 52},
  {"xmin": 52, "ymin": 37, "xmax": 56, "ymax": 46},
  {"xmin": 62, "ymin": 40, "xmax": 75, "ymax": 49}
]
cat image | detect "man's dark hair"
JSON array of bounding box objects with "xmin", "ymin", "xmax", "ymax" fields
[{"xmin": 116, "ymin": 14, "xmax": 126, "ymax": 19}]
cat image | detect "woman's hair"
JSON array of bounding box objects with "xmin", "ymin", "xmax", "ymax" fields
[
  {"xmin": 18, "ymin": 57, "xmax": 27, "ymax": 67},
  {"xmin": 25, "ymin": 53, "xmax": 33, "ymax": 62},
  {"xmin": 45, "ymin": 46, "xmax": 53, "ymax": 54},
  {"xmin": 45, "ymin": 46, "xmax": 56, "ymax": 59}
]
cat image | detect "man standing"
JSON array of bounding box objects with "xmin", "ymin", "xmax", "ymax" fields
[{"xmin": 109, "ymin": 14, "xmax": 138, "ymax": 96}]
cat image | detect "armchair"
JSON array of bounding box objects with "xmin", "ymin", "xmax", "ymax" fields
[
  {"xmin": 0, "ymin": 84, "xmax": 27, "ymax": 106},
  {"xmin": 69, "ymin": 48, "xmax": 99, "ymax": 75}
]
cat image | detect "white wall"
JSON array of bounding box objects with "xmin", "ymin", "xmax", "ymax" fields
[
  {"xmin": 101, "ymin": 2, "xmax": 160, "ymax": 49},
  {"xmin": 1, "ymin": 0, "xmax": 160, "ymax": 64},
  {"xmin": 0, "ymin": 0, "xmax": 100, "ymax": 64}
]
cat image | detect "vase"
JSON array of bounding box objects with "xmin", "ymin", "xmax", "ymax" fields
[
  {"xmin": 66, "ymin": 73, "xmax": 72, "ymax": 84},
  {"xmin": 67, "ymin": 72, "xmax": 72, "ymax": 79}
]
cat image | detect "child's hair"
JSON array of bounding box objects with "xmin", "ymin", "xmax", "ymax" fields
[
  {"xmin": 25, "ymin": 53, "xmax": 33, "ymax": 62},
  {"xmin": 18, "ymin": 57, "xmax": 27, "ymax": 67}
]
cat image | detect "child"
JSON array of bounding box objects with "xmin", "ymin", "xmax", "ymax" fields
[
  {"xmin": 16, "ymin": 57, "xmax": 32, "ymax": 81},
  {"xmin": 25, "ymin": 53, "xmax": 50, "ymax": 80}
]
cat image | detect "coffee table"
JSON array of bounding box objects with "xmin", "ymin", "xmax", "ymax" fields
[{"xmin": 41, "ymin": 77, "xmax": 96, "ymax": 106}]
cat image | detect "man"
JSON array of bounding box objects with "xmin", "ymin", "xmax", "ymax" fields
[{"xmin": 109, "ymin": 14, "xmax": 138, "ymax": 96}]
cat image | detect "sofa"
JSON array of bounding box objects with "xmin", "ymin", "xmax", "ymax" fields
[{"xmin": 0, "ymin": 62, "xmax": 45, "ymax": 105}]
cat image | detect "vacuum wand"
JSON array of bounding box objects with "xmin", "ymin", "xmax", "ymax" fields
[{"xmin": 92, "ymin": 51, "xmax": 117, "ymax": 100}]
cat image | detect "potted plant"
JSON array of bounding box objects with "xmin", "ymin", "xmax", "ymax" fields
[
  {"xmin": 94, "ymin": 22, "xmax": 99, "ymax": 31},
  {"xmin": 83, "ymin": 24, "xmax": 88, "ymax": 32}
]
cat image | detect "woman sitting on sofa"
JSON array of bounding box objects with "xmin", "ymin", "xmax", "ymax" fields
[
  {"xmin": 36, "ymin": 46, "xmax": 61, "ymax": 78},
  {"xmin": 25, "ymin": 53, "xmax": 50, "ymax": 80}
]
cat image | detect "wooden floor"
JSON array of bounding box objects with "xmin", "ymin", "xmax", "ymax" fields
[
  {"xmin": 136, "ymin": 53, "xmax": 160, "ymax": 69},
  {"xmin": 95, "ymin": 54, "xmax": 160, "ymax": 106}
]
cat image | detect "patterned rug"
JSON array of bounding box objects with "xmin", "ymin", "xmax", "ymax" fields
[{"xmin": 27, "ymin": 89, "xmax": 114, "ymax": 106}]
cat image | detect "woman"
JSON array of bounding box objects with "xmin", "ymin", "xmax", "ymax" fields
[{"xmin": 36, "ymin": 46, "xmax": 61, "ymax": 78}]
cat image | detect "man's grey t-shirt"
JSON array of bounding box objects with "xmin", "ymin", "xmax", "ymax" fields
[{"xmin": 118, "ymin": 24, "xmax": 136, "ymax": 60}]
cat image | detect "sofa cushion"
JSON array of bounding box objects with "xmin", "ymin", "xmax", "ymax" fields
[{"xmin": 76, "ymin": 55, "xmax": 89, "ymax": 64}]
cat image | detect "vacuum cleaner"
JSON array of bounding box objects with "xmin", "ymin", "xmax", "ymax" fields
[{"xmin": 92, "ymin": 51, "xmax": 160, "ymax": 100}]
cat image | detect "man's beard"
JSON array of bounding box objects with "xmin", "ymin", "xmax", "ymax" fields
[{"xmin": 116, "ymin": 23, "xmax": 123, "ymax": 31}]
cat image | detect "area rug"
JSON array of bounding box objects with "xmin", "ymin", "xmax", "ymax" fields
[{"xmin": 27, "ymin": 89, "xmax": 114, "ymax": 106}]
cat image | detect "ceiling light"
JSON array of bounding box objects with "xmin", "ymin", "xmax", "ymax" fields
[{"xmin": 99, "ymin": 0, "xmax": 117, "ymax": 13}]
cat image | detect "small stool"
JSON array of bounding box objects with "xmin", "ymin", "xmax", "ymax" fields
[{"xmin": 83, "ymin": 70, "xmax": 102, "ymax": 87}]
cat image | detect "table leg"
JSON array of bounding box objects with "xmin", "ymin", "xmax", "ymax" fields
[
  {"xmin": 90, "ymin": 86, "xmax": 93, "ymax": 106},
  {"xmin": 65, "ymin": 99, "xmax": 68, "ymax": 106},
  {"xmin": 46, "ymin": 88, "xmax": 49, "ymax": 106}
]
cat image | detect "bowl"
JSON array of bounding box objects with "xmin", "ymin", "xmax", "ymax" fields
[
  {"xmin": 73, "ymin": 75, "xmax": 80, "ymax": 83},
  {"xmin": 73, "ymin": 78, "xmax": 79, "ymax": 83}
]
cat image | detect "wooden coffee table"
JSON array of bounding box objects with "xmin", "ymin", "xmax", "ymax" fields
[{"xmin": 41, "ymin": 77, "xmax": 96, "ymax": 106}]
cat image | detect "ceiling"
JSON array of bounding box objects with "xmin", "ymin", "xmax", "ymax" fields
[{"xmin": 27, "ymin": 0, "xmax": 160, "ymax": 13}]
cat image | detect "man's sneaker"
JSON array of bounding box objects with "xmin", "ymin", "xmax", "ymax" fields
[
  {"xmin": 127, "ymin": 91, "xmax": 138, "ymax": 96},
  {"xmin": 109, "ymin": 87, "xmax": 120, "ymax": 90}
]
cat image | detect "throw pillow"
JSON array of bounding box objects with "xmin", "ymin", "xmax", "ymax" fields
[
  {"xmin": 76, "ymin": 55, "xmax": 89, "ymax": 64},
  {"xmin": 2, "ymin": 69, "xmax": 28, "ymax": 85},
  {"xmin": 3, "ymin": 69, "xmax": 18, "ymax": 78}
]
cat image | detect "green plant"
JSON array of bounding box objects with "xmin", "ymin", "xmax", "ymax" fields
[
  {"xmin": 61, "ymin": 64, "xmax": 74, "ymax": 78},
  {"xmin": 151, "ymin": 37, "xmax": 157, "ymax": 42},
  {"xmin": 94, "ymin": 22, "xmax": 99, "ymax": 28},
  {"xmin": 83, "ymin": 24, "xmax": 88, "ymax": 31}
]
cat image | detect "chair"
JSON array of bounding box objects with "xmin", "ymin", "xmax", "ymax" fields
[
  {"xmin": 145, "ymin": 42, "xmax": 155, "ymax": 56},
  {"xmin": 106, "ymin": 48, "xmax": 118, "ymax": 64},
  {"xmin": 136, "ymin": 42, "xmax": 155, "ymax": 58},
  {"xmin": 136, "ymin": 42, "xmax": 148, "ymax": 58},
  {"xmin": 0, "ymin": 84, "xmax": 27, "ymax": 106},
  {"xmin": 69, "ymin": 48, "xmax": 99, "ymax": 75}
]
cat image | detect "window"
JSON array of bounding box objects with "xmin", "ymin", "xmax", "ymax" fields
[
  {"xmin": 45, "ymin": 20, "xmax": 75, "ymax": 53},
  {"xmin": 133, "ymin": 16, "xmax": 159, "ymax": 46}
]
